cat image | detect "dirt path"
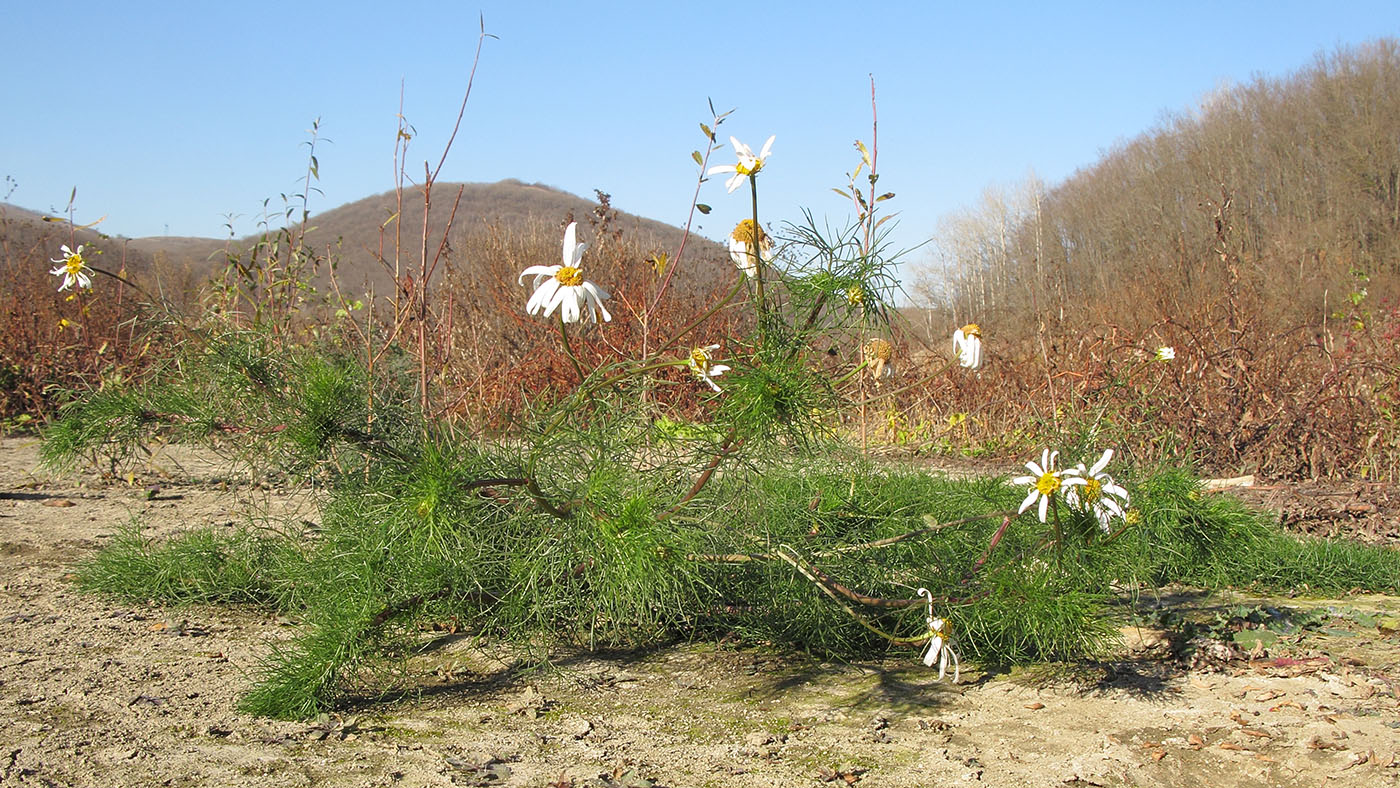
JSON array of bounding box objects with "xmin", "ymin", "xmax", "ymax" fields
[{"xmin": 1, "ymin": 436, "xmax": 1397, "ymax": 787}]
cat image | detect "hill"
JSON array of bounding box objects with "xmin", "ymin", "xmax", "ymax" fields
[
  {"xmin": 288, "ymin": 179, "xmax": 728, "ymax": 299},
  {"xmin": 915, "ymin": 38, "xmax": 1400, "ymax": 340},
  {"xmin": 2, "ymin": 179, "xmax": 729, "ymax": 303}
]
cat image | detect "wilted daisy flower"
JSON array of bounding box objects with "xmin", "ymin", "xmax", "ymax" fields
[
  {"xmin": 864, "ymin": 338, "xmax": 894, "ymax": 382},
  {"xmin": 518, "ymin": 222, "xmax": 612, "ymax": 324},
  {"xmin": 708, "ymin": 135, "xmax": 775, "ymax": 194},
  {"xmin": 727, "ymin": 219, "xmax": 773, "ymax": 278},
  {"xmin": 922, "ymin": 617, "xmax": 960, "ymax": 682},
  {"xmin": 50, "ymin": 244, "xmax": 93, "ymax": 292},
  {"xmin": 1012, "ymin": 449, "xmax": 1084, "ymax": 523},
  {"xmin": 1064, "ymin": 449, "xmax": 1131, "ymax": 532},
  {"xmin": 688, "ymin": 344, "xmax": 731, "ymax": 392},
  {"xmin": 953, "ymin": 323, "xmax": 982, "ymax": 369},
  {"xmin": 1155, "ymin": 346, "xmax": 1175, "ymax": 362}
]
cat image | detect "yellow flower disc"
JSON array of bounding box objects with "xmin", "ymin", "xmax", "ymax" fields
[
  {"xmin": 961, "ymin": 323, "xmax": 981, "ymax": 338},
  {"xmin": 1035, "ymin": 471, "xmax": 1061, "ymax": 497},
  {"xmin": 865, "ymin": 339, "xmax": 894, "ymax": 362},
  {"xmin": 689, "ymin": 347, "xmax": 711, "ymax": 373},
  {"xmin": 1081, "ymin": 478, "xmax": 1103, "ymax": 504},
  {"xmin": 554, "ymin": 266, "xmax": 584, "ymax": 287},
  {"xmin": 730, "ymin": 219, "xmax": 768, "ymax": 247}
]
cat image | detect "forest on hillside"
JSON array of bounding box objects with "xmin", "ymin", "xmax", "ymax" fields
[{"xmin": 912, "ymin": 39, "xmax": 1400, "ymax": 340}]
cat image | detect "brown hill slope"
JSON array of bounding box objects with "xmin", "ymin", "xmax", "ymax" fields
[
  {"xmin": 3, "ymin": 180, "xmax": 730, "ymax": 304},
  {"xmin": 289, "ymin": 179, "xmax": 729, "ymax": 299}
]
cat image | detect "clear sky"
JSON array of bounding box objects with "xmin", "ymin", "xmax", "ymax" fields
[{"xmin": 5, "ymin": 1, "xmax": 1398, "ymax": 288}]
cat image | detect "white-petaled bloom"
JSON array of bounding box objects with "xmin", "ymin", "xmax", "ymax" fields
[
  {"xmin": 864, "ymin": 338, "xmax": 894, "ymax": 382},
  {"xmin": 688, "ymin": 344, "xmax": 731, "ymax": 392},
  {"xmin": 1065, "ymin": 449, "xmax": 1131, "ymax": 533},
  {"xmin": 953, "ymin": 323, "xmax": 982, "ymax": 369},
  {"xmin": 1012, "ymin": 449, "xmax": 1085, "ymax": 524},
  {"xmin": 1155, "ymin": 346, "xmax": 1175, "ymax": 362},
  {"xmin": 727, "ymin": 219, "xmax": 773, "ymax": 278},
  {"xmin": 922, "ymin": 616, "xmax": 961, "ymax": 682},
  {"xmin": 708, "ymin": 135, "xmax": 775, "ymax": 193},
  {"xmin": 517, "ymin": 222, "xmax": 613, "ymax": 324},
  {"xmin": 50, "ymin": 244, "xmax": 93, "ymax": 292}
]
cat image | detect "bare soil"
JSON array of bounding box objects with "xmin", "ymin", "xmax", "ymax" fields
[{"xmin": 1, "ymin": 436, "xmax": 1397, "ymax": 788}]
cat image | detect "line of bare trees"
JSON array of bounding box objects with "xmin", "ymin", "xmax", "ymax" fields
[{"xmin": 912, "ymin": 38, "xmax": 1400, "ymax": 343}]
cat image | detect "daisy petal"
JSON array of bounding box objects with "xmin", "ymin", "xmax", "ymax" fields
[{"xmin": 1019, "ymin": 488, "xmax": 1039, "ymax": 515}]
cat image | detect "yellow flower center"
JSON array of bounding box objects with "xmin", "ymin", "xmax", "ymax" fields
[
  {"xmin": 65, "ymin": 254, "xmax": 86, "ymax": 276},
  {"xmin": 1035, "ymin": 472, "xmax": 1061, "ymax": 497},
  {"xmin": 932, "ymin": 619, "xmax": 951, "ymax": 637},
  {"xmin": 1081, "ymin": 478, "xmax": 1103, "ymax": 504},
  {"xmin": 865, "ymin": 339, "xmax": 893, "ymax": 362},
  {"xmin": 554, "ymin": 266, "xmax": 583, "ymax": 287},
  {"xmin": 961, "ymin": 323, "xmax": 981, "ymax": 338},
  {"xmin": 735, "ymin": 158, "xmax": 763, "ymax": 177},
  {"xmin": 847, "ymin": 286, "xmax": 865, "ymax": 307},
  {"xmin": 730, "ymin": 219, "xmax": 769, "ymax": 247},
  {"xmin": 1124, "ymin": 508, "xmax": 1142, "ymax": 526},
  {"xmin": 689, "ymin": 347, "xmax": 711, "ymax": 373}
]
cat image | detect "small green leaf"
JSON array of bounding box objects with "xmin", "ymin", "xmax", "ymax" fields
[
  {"xmin": 700, "ymin": 122, "xmax": 714, "ymax": 141},
  {"xmin": 696, "ymin": 203, "xmax": 711, "ymax": 215},
  {"xmin": 1231, "ymin": 629, "xmax": 1278, "ymax": 648},
  {"xmin": 876, "ymin": 192, "xmax": 896, "ymax": 202},
  {"xmin": 831, "ymin": 187, "xmax": 850, "ymax": 199},
  {"xmin": 691, "ymin": 151, "xmax": 703, "ymax": 166}
]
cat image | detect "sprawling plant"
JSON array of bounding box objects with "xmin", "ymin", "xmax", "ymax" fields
[{"xmin": 40, "ymin": 83, "xmax": 1400, "ymax": 721}]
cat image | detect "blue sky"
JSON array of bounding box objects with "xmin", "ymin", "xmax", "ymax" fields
[{"xmin": 5, "ymin": 1, "xmax": 1398, "ymax": 287}]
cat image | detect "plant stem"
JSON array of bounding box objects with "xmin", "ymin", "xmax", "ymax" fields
[
  {"xmin": 557, "ymin": 312, "xmax": 586, "ymax": 384},
  {"xmin": 749, "ymin": 176, "xmax": 766, "ymax": 344}
]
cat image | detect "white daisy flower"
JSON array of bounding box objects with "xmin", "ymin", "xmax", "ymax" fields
[
  {"xmin": 50, "ymin": 244, "xmax": 93, "ymax": 292},
  {"xmin": 1155, "ymin": 346, "xmax": 1175, "ymax": 362},
  {"xmin": 1065, "ymin": 449, "xmax": 1131, "ymax": 532},
  {"xmin": 518, "ymin": 222, "xmax": 612, "ymax": 324},
  {"xmin": 708, "ymin": 135, "xmax": 775, "ymax": 193},
  {"xmin": 916, "ymin": 589, "xmax": 960, "ymax": 682},
  {"xmin": 1012, "ymin": 449, "xmax": 1085, "ymax": 523},
  {"xmin": 727, "ymin": 219, "xmax": 773, "ymax": 278},
  {"xmin": 953, "ymin": 323, "xmax": 982, "ymax": 369},
  {"xmin": 688, "ymin": 344, "xmax": 731, "ymax": 392},
  {"xmin": 922, "ymin": 616, "xmax": 960, "ymax": 682}
]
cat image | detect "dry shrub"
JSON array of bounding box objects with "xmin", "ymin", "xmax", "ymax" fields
[
  {"xmin": 882, "ymin": 300, "xmax": 1399, "ymax": 481},
  {"xmin": 0, "ymin": 214, "xmax": 159, "ymax": 420},
  {"xmin": 436, "ymin": 206, "xmax": 746, "ymax": 428}
]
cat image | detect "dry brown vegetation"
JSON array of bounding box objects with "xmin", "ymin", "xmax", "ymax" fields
[
  {"xmin": 901, "ymin": 39, "xmax": 1400, "ymax": 480},
  {"xmin": 6, "ymin": 40, "xmax": 1400, "ymax": 482}
]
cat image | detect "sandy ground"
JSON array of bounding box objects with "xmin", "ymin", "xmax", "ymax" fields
[{"xmin": 1, "ymin": 435, "xmax": 1398, "ymax": 788}]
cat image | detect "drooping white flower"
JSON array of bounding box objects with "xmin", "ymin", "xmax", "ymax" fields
[
  {"xmin": 727, "ymin": 219, "xmax": 773, "ymax": 278},
  {"xmin": 922, "ymin": 616, "xmax": 960, "ymax": 682},
  {"xmin": 50, "ymin": 244, "xmax": 93, "ymax": 292},
  {"xmin": 1065, "ymin": 449, "xmax": 1131, "ymax": 532},
  {"xmin": 517, "ymin": 222, "xmax": 612, "ymax": 324},
  {"xmin": 688, "ymin": 344, "xmax": 731, "ymax": 392},
  {"xmin": 1012, "ymin": 449, "xmax": 1085, "ymax": 524},
  {"xmin": 708, "ymin": 135, "xmax": 775, "ymax": 193},
  {"xmin": 1155, "ymin": 346, "xmax": 1175, "ymax": 362},
  {"xmin": 864, "ymin": 338, "xmax": 894, "ymax": 382},
  {"xmin": 953, "ymin": 324, "xmax": 982, "ymax": 370}
]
